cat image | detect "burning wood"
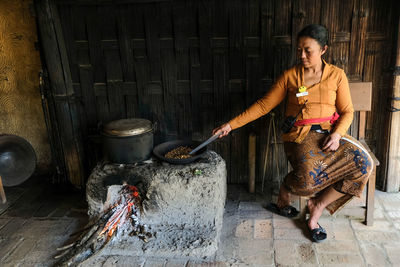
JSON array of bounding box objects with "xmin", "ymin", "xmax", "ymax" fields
[{"xmin": 55, "ymin": 184, "xmax": 153, "ymax": 266}]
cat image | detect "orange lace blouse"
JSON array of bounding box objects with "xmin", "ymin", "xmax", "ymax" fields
[{"xmin": 228, "ymin": 61, "xmax": 354, "ymax": 143}]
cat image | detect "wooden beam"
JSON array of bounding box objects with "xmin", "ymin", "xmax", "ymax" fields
[
  {"xmin": 366, "ymin": 168, "xmax": 376, "ymax": 226},
  {"xmin": 0, "ymin": 176, "xmax": 6, "ymax": 204},
  {"xmin": 35, "ymin": 0, "xmax": 86, "ymax": 188},
  {"xmin": 54, "ymin": 0, "xmax": 170, "ymax": 4},
  {"xmin": 358, "ymin": 111, "xmax": 366, "ymax": 140},
  {"xmin": 386, "ymin": 16, "xmax": 400, "ymax": 192}
]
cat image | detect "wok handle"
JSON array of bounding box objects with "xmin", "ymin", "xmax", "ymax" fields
[{"xmin": 189, "ymin": 132, "xmax": 222, "ymax": 155}]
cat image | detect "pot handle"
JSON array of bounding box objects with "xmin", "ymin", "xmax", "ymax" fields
[{"xmin": 152, "ymin": 121, "xmax": 158, "ymax": 132}]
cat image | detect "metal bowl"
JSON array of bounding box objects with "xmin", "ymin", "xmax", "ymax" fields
[
  {"xmin": 0, "ymin": 134, "xmax": 37, "ymax": 186},
  {"xmin": 152, "ymin": 140, "xmax": 207, "ymax": 164}
]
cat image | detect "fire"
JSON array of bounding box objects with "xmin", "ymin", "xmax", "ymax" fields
[
  {"xmin": 99, "ymin": 185, "xmax": 142, "ymax": 241},
  {"xmin": 55, "ymin": 184, "xmax": 153, "ymax": 266}
]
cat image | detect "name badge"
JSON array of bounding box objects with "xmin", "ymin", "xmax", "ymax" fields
[{"xmin": 296, "ymin": 91, "xmax": 309, "ymax": 97}]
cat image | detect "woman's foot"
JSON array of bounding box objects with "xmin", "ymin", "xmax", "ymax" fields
[
  {"xmin": 266, "ymin": 185, "xmax": 299, "ymax": 218},
  {"xmin": 307, "ymin": 197, "xmax": 324, "ymax": 230}
]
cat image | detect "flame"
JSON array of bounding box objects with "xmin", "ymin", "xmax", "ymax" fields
[{"xmin": 98, "ymin": 185, "xmax": 141, "ymax": 241}]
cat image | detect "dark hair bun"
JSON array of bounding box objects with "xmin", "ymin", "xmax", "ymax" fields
[{"xmin": 297, "ymin": 24, "xmax": 329, "ymax": 47}]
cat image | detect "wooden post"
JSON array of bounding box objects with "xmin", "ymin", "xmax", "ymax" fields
[
  {"xmin": 299, "ymin": 196, "xmax": 308, "ymax": 221},
  {"xmin": 248, "ymin": 133, "xmax": 256, "ymax": 193},
  {"xmin": 0, "ymin": 175, "xmax": 6, "ymax": 203},
  {"xmin": 386, "ymin": 17, "xmax": 400, "ymax": 192},
  {"xmin": 35, "ymin": 0, "xmax": 86, "ymax": 188},
  {"xmin": 358, "ymin": 111, "xmax": 366, "ymax": 140},
  {"xmin": 366, "ymin": 168, "xmax": 376, "ymax": 225}
]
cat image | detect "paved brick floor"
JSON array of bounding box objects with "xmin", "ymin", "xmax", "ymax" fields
[{"xmin": 1, "ymin": 180, "xmax": 400, "ymax": 266}]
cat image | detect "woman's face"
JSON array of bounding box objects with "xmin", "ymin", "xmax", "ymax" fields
[{"xmin": 297, "ymin": 37, "xmax": 327, "ymax": 68}]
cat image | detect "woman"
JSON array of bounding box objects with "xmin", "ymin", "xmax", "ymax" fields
[{"xmin": 213, "ymin": 24, "xmax": 373, "ymax": 242}]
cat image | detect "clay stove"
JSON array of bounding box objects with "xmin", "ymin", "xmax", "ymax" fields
[{"xmin": 84, "ymin": 150, "xmax": 227, "ymax": 261}]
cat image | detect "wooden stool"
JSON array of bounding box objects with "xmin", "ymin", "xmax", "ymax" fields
[{"xmin": 0, "ymin": 175, "xmax": 6, "ymax": 203}]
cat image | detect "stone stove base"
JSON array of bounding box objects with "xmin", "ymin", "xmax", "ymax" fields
[{"xmin": 86, "ymin": 151, "xmax": 227, "ymax": 260}]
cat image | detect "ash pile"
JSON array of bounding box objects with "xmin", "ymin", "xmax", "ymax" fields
[{"xmin": 58, "ymin": 151, "xmax": 227, "ymax": 265}]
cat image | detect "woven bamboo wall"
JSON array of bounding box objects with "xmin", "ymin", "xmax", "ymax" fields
[{"xmin": 45, "ymin": 0, "xmax": 396, "ymax": 188}]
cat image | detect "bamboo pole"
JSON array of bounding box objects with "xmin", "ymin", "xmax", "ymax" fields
[{"xmin": 386, "ymin": 16, "xmax": 400, "ymax": 192}]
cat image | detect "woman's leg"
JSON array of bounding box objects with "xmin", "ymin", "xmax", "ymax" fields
[
  {"xmin": 277, "ymin": 184, "xmax": 291, "ymax": 208},
  {"xmin": 307, "ymin": 186, "xmax": 344, "ymax": 229}
]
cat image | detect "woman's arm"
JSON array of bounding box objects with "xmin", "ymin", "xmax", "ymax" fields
[
  {"xmin": 333, "ymin": 70, "xmax": 354, "ymax": 137},
  {"xmin": 213, "ymin": 74, "xmax": 287, "ymax": 137},
  {"xmin": 228, "ymin": 73, "xmax": 288, "ymax": 130},
  {"xmin": 322, "ymin": 70, "xmax": 354, "ymax": 152}
]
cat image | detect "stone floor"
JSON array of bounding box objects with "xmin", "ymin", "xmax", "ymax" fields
[{"xmin": 1, "ymin": 178, "xmax": 400, "ymax": 266}]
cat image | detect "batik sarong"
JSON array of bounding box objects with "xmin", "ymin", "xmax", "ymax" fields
[{"xmin": 283, "ymin": 131, "xmax": 373, "ymax": 214}]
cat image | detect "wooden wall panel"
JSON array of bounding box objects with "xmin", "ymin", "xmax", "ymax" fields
[
  {"xmin": 0, "ymin": 0, "xmax": 52, "ymax": 175},
  {"xmin": 50, "ymin": 0, "xmax": 396, "ymax": 188}
]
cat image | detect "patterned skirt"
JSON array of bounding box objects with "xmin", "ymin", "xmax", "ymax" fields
[{"xmin": 283, "ymin": 131, "xmax": 374, "ymax": 214}]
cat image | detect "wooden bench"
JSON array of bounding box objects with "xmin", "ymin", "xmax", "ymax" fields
[{"xmin": 299, "ymin": 82, "xmax": 379, "ymax": 226}]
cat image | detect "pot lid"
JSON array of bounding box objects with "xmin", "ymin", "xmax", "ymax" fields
[{"xmin": 103, "ymin": 118, "xmax": 152, "ymax": 136}]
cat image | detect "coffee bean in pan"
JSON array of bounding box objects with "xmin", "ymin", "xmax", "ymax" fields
[{"xmin": 164, "ymin": 146, "xmax": 193, "ymax": 159}]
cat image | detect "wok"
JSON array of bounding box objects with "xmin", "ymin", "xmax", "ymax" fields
[
  {"xmin": 153, "ymin": 140, "xmax": 207, "ymax": 164},
  {"xmin": 0, "ymin": 134, "xmax": 36, "ymax": 186}
]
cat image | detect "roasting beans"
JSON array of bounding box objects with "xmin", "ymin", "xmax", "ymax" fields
[{"xmin": 164, "ymin": 146, "xmax": 193, "ymax": 159}]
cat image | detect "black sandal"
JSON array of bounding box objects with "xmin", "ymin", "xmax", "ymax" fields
[
  {"xmin": 265, "ymin": 203, "xmax": 299, "ymax": 218},
  {"xmin": 307, "ymin": 220, "xmax": 327, "ymax": 243}
]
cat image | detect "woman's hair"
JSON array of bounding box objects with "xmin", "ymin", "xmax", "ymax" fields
[{"xmin": 297, "ymin": 24, "xmax": 329, "ymax": 48}]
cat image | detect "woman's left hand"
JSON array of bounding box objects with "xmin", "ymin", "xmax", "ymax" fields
[{"xmin": 322, "ymin": 132, "xmax": 341, "ymax": 152}]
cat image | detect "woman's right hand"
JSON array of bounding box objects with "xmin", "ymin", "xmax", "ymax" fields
[{"xmin": 212, "ymin": 123, "xmax": 232, "ymax": 138}]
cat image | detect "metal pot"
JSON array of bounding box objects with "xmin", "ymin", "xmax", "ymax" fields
[{"xmin": 101, "ymin": 118, "xmax": 153, "ymax": 164}]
